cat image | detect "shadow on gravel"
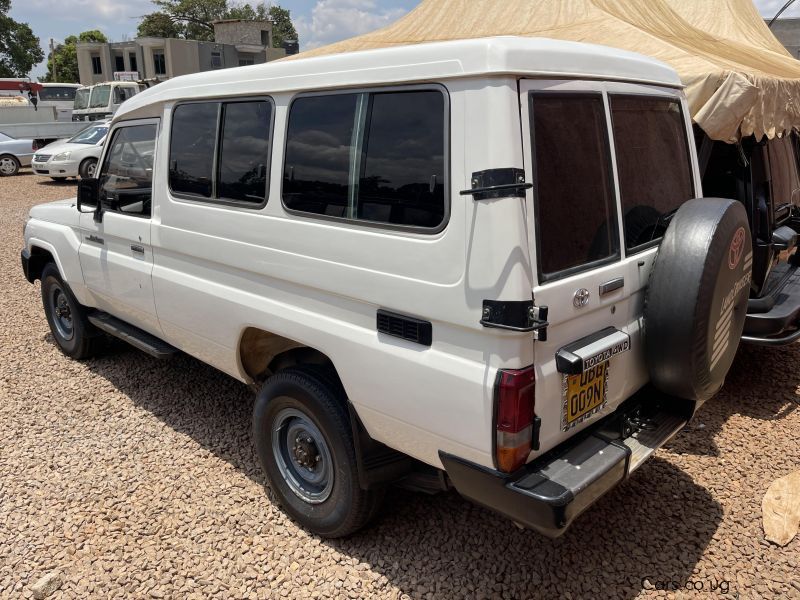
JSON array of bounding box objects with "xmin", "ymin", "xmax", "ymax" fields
[
  {"xmin": 35, "ymin": 178, "xmax": 78, "ymax": 187},
  {"xmin": 76, "ymin": 339, "xmax": 724, "ymax": 600},
  {"xmin": 665, "ymin": 343, "xmax": 800, "ymax": 457}
]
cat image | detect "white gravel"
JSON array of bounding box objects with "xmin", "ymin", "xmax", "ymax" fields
[{"xmin": 1, "ymin": 169, "xmax": 799, "ymax": 598}]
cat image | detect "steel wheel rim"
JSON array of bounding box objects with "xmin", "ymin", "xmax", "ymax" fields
[
  {"xmin": 86, "ymin": 161, "xmax": 96, "ymax": 177},
  {"xmin": 272, "ymin": 406, "xmax": 334, "ymax": 504},
  {"xmin": 49, "ymin": 284, "xmax": 74, "ymax": 341},
  {"xmin": 0, "ymin": 157, "xmax": 16, "ymax": 175}
]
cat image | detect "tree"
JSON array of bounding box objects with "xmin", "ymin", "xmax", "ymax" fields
[
  {"xmin": 0, "ymin": 0, "xmax": 44, "ymax": 77},
  {"xmin": 267, "ymin": 5, "xmax": 297, "ymax": 48},
  {"xmin": 42, "ymin": 30, "xmax": 108, "ymax": 83},
  {"xmin": 138, "ymin": 0, "xmax": 298, "ymax": 46},
  {"xmin": 137, "ymin": 12, "xmax": 185, "ymax": 39}
]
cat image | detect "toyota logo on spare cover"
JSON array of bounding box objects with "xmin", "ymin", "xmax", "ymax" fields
[{"xmin": 729, "ymin": 227, "xmax": 746, "ymax": 270}]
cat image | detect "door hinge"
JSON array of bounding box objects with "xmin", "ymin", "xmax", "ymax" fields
[
  {"xmin": 480, "ymin": 300, "xmax": 549, "ymax": 339},
  {"xmin": 460, "ymin": 168, "xmax": 533, "ymax": 201}
]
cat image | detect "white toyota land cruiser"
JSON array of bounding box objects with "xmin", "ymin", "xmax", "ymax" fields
[{"xmin": 21, "ymin": 37, "xmax": 752, "ymax": 538}]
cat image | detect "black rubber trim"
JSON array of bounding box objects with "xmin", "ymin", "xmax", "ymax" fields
[{"xmin": 20, "ymin": 249, "xmax": 32, "ymax": 283}]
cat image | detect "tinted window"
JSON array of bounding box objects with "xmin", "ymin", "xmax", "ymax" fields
[
  {"xmin": 610, "ymin": 95, "xmax": 694, "ymax": 251},
  {"xmin": 169, "ymin": 102, "xmax": 219, "ymax": 198},
  {"xmin": 531, "ymin": 94, "xmax": 617, "ymax": 277},
  {"xmin": 358, "ymin": 91, "xmax": 445, "ymax": 227},
  {"xmin": 99, "ymin": 124, "xmax": 157, "ymax": 217},
  {"xmin": 283, "ymin": 94, "xmax": 357, "ymax": 217},
  {"xmin": 283, "ymin": 90, "xmax": 447, "ymax": 229},
  {"xmin": 38, "ymin": 87, "xmax": 77, "ymax": 101},
  {"xmin": 217, "ymin": 101, "xmax": 271, "ymax": 202}
]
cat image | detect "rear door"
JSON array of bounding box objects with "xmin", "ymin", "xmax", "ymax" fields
[{"xmin": 520, "ymin": 80, "xmax": 698, "ymax": 455}]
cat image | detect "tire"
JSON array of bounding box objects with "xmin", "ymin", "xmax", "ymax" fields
[
  {"xmin": 79, "ymin": 158, "xmax": 97, "ymax": 179},
  {"xmin": 644, "ymin": 198, "xmax": 752, "ymax": 402},
  {"xmin": 252, "ymin": 366, "xmax": 383, "ymax": 538},
  {"xmin": 40, "ymin": 263, "xmax": 104, "ymax": 359},
  {"xmin": 0, "ymin": 154, "xmax": 20, "ymax": 176}
]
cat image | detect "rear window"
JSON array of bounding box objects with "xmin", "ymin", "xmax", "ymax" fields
[
  {"xmin": 609, "ymin": 95, "xmax": 694, "ymax": 251},
  {"xmin": 39, "ymin": 86, "xmax": 77, "ymax": 101},
  {"xmin": 531, "ymin": 93, "xmax": 618, "ymax": 278},
  {"xmin": 283, "ymin": 89, "xmax": 447, "ymax": 229}
]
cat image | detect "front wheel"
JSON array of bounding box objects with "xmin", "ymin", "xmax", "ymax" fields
[
  {"xmin": 40, "ymin": 263, "xmax": 103, "ymax": 359},
  {"xmin": 252, "ymin": 366, "xmax": 383, "ymax": 538},
  {"xmin": 79, "ymin": 158, "xmax": 97, "ymax": 179},
  {"xmin": 0, "ymin": 155, "xmax": 20, "ymax": 176}
]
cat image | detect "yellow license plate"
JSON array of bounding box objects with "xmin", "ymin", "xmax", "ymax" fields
[{"xmin": 563, "ymin": 362, "xmax": 608, "ymax": 429}]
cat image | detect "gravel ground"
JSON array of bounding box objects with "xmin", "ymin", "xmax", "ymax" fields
[{"xmin": 1, "ymin": 169, "xmax": 799, "ymax": 599}]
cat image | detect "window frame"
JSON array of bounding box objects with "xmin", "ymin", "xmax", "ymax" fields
[
  {"xmin": 153, "ymin": 51, "xmax": 166, "ymax": 76},
  {"xmin": 280, "ymin": 83, "xmax": 451, "ymax": 235},
  {"xmin": 167, "ymin": 95, "xmax": 275, "ymax": 210},
  {"xmin": 607, "ymin": 92, "xmax": 696, "ymax": 255},
  {"xmin": 529, "ymin": 90, "xmax": 621, "ymax": 283},
  {"xmin": 96, "ymin": 117, "xmax": 161, "ymax": 220},
  {"xmin": 91, "ymin": 56, "xmax": 102, "ymax": 75}
]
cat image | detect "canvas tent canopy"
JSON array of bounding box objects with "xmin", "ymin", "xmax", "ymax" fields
[{"xmin": 295, "ymin": 0, "xmax": 800, "ymax": 143}]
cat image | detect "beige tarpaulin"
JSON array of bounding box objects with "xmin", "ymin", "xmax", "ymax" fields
[{"xmin": 293, "ymin": 0, "xmax": 800, "ymax": 142}]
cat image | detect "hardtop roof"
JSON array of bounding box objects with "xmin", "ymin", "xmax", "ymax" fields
[{"xmin": 115, "ymin": 36, "xmax": 680, "ymax": 119}]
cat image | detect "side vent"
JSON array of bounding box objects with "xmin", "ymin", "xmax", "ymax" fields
[{"xmin": 377, "ymin": 309, "xmax": 432, "ymax": 347}]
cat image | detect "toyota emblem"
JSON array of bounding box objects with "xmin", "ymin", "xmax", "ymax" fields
[{"xmin": 573, "ymin": 288, "xmax": 590, "ymax": 308}]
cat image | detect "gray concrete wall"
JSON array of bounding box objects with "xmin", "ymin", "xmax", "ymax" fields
[
  {"xmin": 213, "ymin": 20, "xmax": 272, "ymax": 47},
  {"xmin": 767, "ymin": 18, "xmax": 800, "ymax": 58}
]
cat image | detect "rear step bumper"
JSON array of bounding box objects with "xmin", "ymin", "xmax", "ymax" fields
[
  {"xmin": 440, "ymin": 404, "xmax": 687, "ymax": 538},
  {"xmin": 743, "ymin": 260, "xmax": 800, "ymax": 345}
]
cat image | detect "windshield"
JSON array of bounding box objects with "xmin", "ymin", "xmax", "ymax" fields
[
  {"xmin": 89, "ymin": 85, "xmax": 110, "ymax": 109},
  {"xmin": 74, "ymin": 89, "xmax": 89, "ymax": 110},
  {"xmin": 39, "ymin": 86, "xmax": 77, "ymax": 101},
  {"xmin": 69, "ymin": 124, "xmax": 108, "ymax": 144}
]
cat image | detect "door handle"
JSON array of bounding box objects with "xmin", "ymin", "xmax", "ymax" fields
[
  {"xmin": 130, "ymin": 244, "xmax": 145, "ymax": 254},
  {"xmin": 599, "ymin": 277, "xmax": 624, "ymax": 295}
]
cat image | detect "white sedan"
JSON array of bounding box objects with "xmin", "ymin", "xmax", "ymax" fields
[{"xmin": 31, "ymin": 121, "xmax": 108, "ymax": 180}]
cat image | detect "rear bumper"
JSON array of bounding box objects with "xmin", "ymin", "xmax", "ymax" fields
[
  {"xmin": 440, "ymin": 399, "xmax": 689, "ymax": 538},
  {"xmin": 743, "ymin": 259, "xmax": 800, "ymax": 345}
]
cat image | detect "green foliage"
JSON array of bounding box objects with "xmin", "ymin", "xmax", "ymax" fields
[
  {"xmin": 0, "ymin": 0, "xmax": 45, "ymax": 77},
  {"xmin": 137, "ymin": 12, "xmax": 185, "ymax": 39},
  {"xmin": 138, "ymin": 0, "xmax": 298, "ymax": 47},
  {"xmin": 42, "ymin": 31, "xmax": 108, "ymax": 83}
]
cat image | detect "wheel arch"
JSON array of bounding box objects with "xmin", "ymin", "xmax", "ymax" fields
[{"xmin": 25, "ymin": 244, "xmax": 58, "ymax": 283}]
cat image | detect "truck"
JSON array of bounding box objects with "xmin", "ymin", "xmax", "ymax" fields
[{"xmin": 21, "ymin": 37, "xmax": 751, "ymax": 538}]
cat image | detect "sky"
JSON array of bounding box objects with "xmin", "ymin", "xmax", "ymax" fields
[{"xmin": 7, "ymin": 0, "xmax": 800, "ymax": 79}]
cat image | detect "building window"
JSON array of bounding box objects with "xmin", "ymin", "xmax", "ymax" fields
[
  {"xmin": 261, "ymin": 30, "xmax": 270, "ymax": 46},
  {"xmin": 238, "ymin": 56, "xmax": 254, "ymax": 66},
  {"xmin": 283, "ymin": 89, "xmax": 447, "ymax": 229},
  {"xmin": 211, "ymin": 51, "xmax": 222, "ymax": 68},
  {"xmin": 129, "ymin": 53, "xmax": 137, "ymax": 73},
  {"xmin": 91, "ymin": 56, "xmax": 102, "ymax": 75},
  {"xmin": 153, "ymin": 51, "xmax": 166, "ymax": 76},
  {"xmin": 114, "ymin": 55, "xmax": 125, "ymax": 72}
]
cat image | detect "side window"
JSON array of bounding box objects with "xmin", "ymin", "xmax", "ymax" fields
[
  {"xmin": 531, "ymin": 94, "xmax": 618, "ymax": 278},
  {"xmin": 609, "ymin": 95, "xmax": 694, "ymax": 251},
  {"xmin": 169, "ymin": 100, "xmax": 272, "ymax": 205},
  {"xmin": 169, "ymin": 102, "xmax": 218, "ymax": 198},
  {"xmin": 98, "ymin": 123, "xmax": 157, "ymax": 218},
  {"xmin": 283, "ymin": 89, "xmax": 447, "ymax": 229}
]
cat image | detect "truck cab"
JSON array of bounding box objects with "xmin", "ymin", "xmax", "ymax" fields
[{"xmin": 84, "ymin": 82, "xmax": 143, "ymax": 121}]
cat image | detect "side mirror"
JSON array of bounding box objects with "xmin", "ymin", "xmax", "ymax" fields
[{"xmin": 77, "ymin": 178, "xmax": 103, "ymax": 222}]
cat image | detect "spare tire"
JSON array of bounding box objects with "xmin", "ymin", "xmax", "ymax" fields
[{"xmin": 644, "ymin": 198, "xmax": 752, "ymax": 402}]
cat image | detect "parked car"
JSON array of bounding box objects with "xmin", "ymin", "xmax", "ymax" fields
[
  {"xmin": 21, "ymin": 37, "xmax": 752, "ymax": 539},
  {"xmin": 31, "ymin": 121, "xmax": 109, "ymax": 180},
  {"xmin": 0, "ymin": 131, "xmax": 35, "ymax": 176}
]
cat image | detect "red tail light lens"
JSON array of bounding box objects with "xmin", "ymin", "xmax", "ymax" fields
[{"xmin": 494, "ymin": 365, "xmax": 536, "ymax": 473}]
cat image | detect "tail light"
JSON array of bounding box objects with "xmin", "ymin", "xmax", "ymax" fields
[{"xmin": 494, "ymin": 365, "xmax": 536, "ymax": 473}]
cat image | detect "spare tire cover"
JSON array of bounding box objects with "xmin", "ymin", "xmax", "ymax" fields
[{"xmin": 644, "ymin": 198, "xmax": 752, "ymax": 402}]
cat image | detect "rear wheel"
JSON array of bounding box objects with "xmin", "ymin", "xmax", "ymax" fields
[
  {"xmin": 79, "ymin": 158, "xmax": 97, "ymax": 179},
  {"xmin": 40, "ymin": 263, "xmax": 104, "ymax": 359},
  {"xmin": 0, "ymin": 155, "xmax": 20, "ymax": 176},
  {"xmin": 252, "ymin": 366, "xmax": 383, "ymax": 538}
]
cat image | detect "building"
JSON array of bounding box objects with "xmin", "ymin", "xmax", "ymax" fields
[
  {"xmin": 766, "ymin": 18, "xmax": 800, "ymax": 58},
  {"xmin": 76, "ymin": 20, "xmax": 288, "ymax": 86}
]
